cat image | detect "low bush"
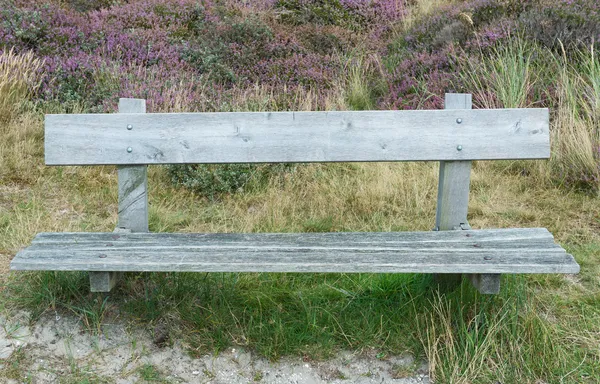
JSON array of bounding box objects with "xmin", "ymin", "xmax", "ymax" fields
[{"xmin": 167, "ymin": 163, "xmax": 295, "ymax": 199}]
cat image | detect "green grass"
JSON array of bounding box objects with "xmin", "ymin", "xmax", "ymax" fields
[{"xmin": 3, "ymin": 247, "xmax": 600, "ymax": 383}]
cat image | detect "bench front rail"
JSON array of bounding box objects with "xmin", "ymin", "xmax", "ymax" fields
[{"xmin": 10, "ymin": 94, "xmax": 580, "ymax": 294}]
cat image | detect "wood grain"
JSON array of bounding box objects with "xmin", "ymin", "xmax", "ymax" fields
[
  {"xmin": 10, "ymin": 228, "xmax": 580, "ymax": 274},
  {"xmin": 45, "ymin": 108, "xmax": 550, "ymax": 165},
  {"xmin": 117, "ymin": 99, "xmax": 149, "ymax": 233},
  {"xmin": 434, "ymin": 93, "xmax": 474, "ymax": 288}
]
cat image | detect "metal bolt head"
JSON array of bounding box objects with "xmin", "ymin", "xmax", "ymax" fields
[
  {"xmin": 456, "ymin": 145, "xmax": 463, "ymax": 151},
  {"xmin": 127, "ymin": 147, "xmax": 133, "ymax": 153},
  {"xmin": 456, "ymin": 118, "xmax": 462, "ymax": 124},
  {"xmin": 127, "ymin": 124, "xmax": 133, "ymax": 130}
]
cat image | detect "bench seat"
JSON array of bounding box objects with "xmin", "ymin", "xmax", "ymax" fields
[{"xmin": 11, "ymin": 228, "xmax": 579, "ymax": 274}]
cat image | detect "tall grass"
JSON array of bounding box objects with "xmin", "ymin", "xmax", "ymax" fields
[
  {"xmin": 459, "ymin": 38, "xmax": 600, "ymax": 193},
  {"xmin": 0, "ymin": 48, "xmax": 43, "ymax": 123},
  {"xmin": 400, "ymin": 0, "xmax": 454, "ymax": 31},
  {"xmin": 343, "ymin": 54, "xmax": 385, "ymax": 111},
  {"xmin": 551, "ymin": 43, "xmax": 600, "ymax": 193},
  {"xmin": 458, "ymin": 38, "xmax": 538, "ymax": 109}
]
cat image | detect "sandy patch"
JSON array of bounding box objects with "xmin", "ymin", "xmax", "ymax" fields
[{"xmin": 0, "ymin": 312, "xmax": 430, "ymax": 383}]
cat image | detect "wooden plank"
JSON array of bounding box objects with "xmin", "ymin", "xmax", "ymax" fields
[
  {"xmin": 44, "ymin": 108, "xmax": 550, "ymax": 165},
  {"xmin": 434, "ymin": 93, "xmax": 474, "ymax": 289},
  {"xmin": 435, "ymin": 161, "xmax": 472, "ymax": 231},
  {"xmin": 10, "ymin": 229, "xmax": 580, "ymax": 274},
  {"xmin": 10, "ymin": 248, "xmax": 579, "ymax": 275},
  {"xmin": 436, "ymin": 93, "xmax": 473, "ymax": 231},
  {"xmin": 117, "ymin": 98, "xmax": 149, "ymax": 233},
  {"xmin": 25, "ymin": 230, "xmax": 563, "ymax": 250},
  {"xmin": 118, "ymin": 165, "xmax": 148, "ymax": 231},
  {"xmin": 90, "ymin": 99, "xmax": 147, "ymax": 293},
  {"xmin": 31, "ymin": 227, "xmax": 558, "ymax": 244}
]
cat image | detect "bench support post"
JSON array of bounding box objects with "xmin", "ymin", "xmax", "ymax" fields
[
  {"xmin": 468, "ymin": 274, "xmax": 501, "ymax": 294},
  {"xmin": 89, "ymin": 98, "xmax": 148, "ymax": 292},
  {"xmin": 90, "ymin": 271, "xmax": 123, "ymax": 293},
  {"xmin": 434, "ymin": 93, "xmax": 501, "ymax": 294}
]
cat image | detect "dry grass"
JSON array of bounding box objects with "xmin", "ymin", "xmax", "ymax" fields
[
  {"xmin": 458, "ymin": 39, "xmax": 600, "ymax": 193},
  {"xmin": 226, "ymin": 82, "xmax": 348, "ymax": 112},
  {"xmin": 551, "ymin": 43, "xmax": 600, "ymax": 192},
  {"xmin": 400, "ymin": 0, "xmax": 455, "ymax": 31},
  {"xmin": 0, "ymin": 48, "xmax": 43, "ymax": 123}
]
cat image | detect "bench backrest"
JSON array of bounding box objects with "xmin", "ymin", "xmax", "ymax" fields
[
  {"xmin": 45, "ymin": 99, "xmax": 549, "ymax": 166},
  {"xmin": 43, "ymin": 94, "xmax": 550, "ymax": 234}
]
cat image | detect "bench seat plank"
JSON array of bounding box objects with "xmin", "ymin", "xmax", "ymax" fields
[{"xmin": 11, "ymin": 228, "xmax": 579, "ymax": 274}]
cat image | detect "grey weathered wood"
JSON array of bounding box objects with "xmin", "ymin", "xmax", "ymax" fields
[
  {"xmin": 434, "ymin": 94, "xmax": 476, "ymax": 289},
  {"xmin": 117, "ymin": 98, "xmax": 148, "ymax": 232},
  {"xmin": 117, "ymin": 166, "xmax": 148, "ymax": 232},
  {"xmin": 89, "ymin": 271, "xmax": 122, "ymax": 293},
  {"xmin": 10, "ymin": 229, "xmax": 579, "ymax": 274},
  {"xmin": 29, "ymin": 227, "xmax": 559, "ymax": 243},
  {"xmin": 468, "ymin": 274, "xmax": 501, "ymax": 294},
  {"xmin": 11, "ymin": 228, "xmax": 579, "ymax": 274},
  {"xmin": 26, "ymin": 227, "xmax": 563, "ymax": 248},
  {"xmin": 89, "ymin": 99, "xmax": 148, "ymax": 292},
  {"xmin": 44, "ymin": 108, "xmax": 550, "ymax": 165}
]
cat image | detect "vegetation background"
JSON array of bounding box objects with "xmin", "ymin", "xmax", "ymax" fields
[{"xmin": 0, "ymin": 0, "xmax": 599, "ymax": 382}]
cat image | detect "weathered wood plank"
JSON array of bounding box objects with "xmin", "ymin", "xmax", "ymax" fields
[
  {"xmin": 10, "ymin": 249, "xmax": 579, "ymax": 274},
  {"xmin": 10, "ymin": 229, "xmax": 580, "ymax": 274},
  {"xmin": 31, "ymin": 227, "xmax": 557, "ymax": 244},
  {"xmin": 24, "ymin": 231, "xmax": 562, "ymax": 252},
  {"xmin": 23, "ymin": 237, "xmax": 562, "ymax": 252},
  {"xmin": 117, "ymin": 165, "xmax": 148, "ymax": 231},
  {"xmin": 45, "ymin": 108, "xmax": 550, "ymax": 165},
  {"xmin": 434, "ymin": 93, "xmax": 474, "ymax": 289},
  {"xmin": 117, "ymin": 98, "xmax": 149, "ymax": 233},
  {"xmin": 436, "ymin": 94, "xmax": 473, "ymax": 231},
  {"xmin": 90, "ymin": 99, "xmax": 147, "ymax": 292}
]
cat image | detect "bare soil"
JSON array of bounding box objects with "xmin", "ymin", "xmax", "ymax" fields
[{"xmin": 0, "ymin": 310, "xmax": 430, "ymax": 383}]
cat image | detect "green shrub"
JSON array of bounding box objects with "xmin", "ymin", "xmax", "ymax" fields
[
  {"xmin": 182, "ymin": 17, "xmax": 275, "ymax": 84},
  {"xmin": 167, "ymin": 163, "xmax": 295, "ymax": 199},
  {"xmin": 1, "ymin": 8, "xmax": 48, "ymax": 51},
  {"xmin": 275, "ymin": 0, "xmax": 364, "ymax": 30}
]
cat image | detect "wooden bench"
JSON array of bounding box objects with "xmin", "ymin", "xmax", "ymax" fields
[{"xmin": 10, "ymin": 94, "xmax": 580, "ymax": 294}]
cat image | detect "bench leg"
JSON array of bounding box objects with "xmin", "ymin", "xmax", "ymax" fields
[
  {"xmin": 89, "ymin": 272, "xmax": 123, "ymax": 292},
  {"xmin": 468, "ymin": 274, "xmax": 501, "ymax": 294}
]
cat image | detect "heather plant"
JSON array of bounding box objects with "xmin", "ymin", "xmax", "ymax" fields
[
  {"xmin": 519, "ymin": 0, "xmax": 600, "ymax": 50},
  {"xmin": 275, "ymin": 0, "xmax": 405, "ymax": 31}
]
